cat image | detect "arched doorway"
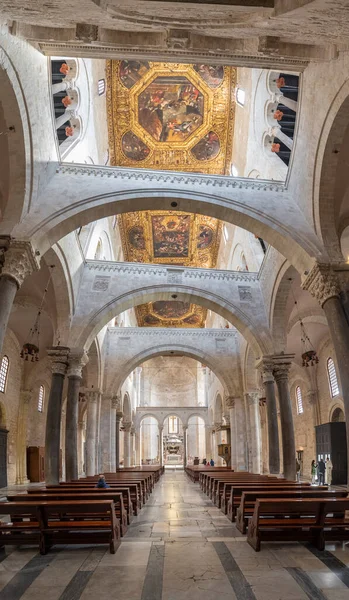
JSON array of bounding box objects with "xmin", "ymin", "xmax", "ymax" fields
[
  {"xmin": 163, "ymin": 415, "xmax": 184, "ymax": 468},
  {"xmin": 331, "ymin": 407, "xmax": 345, "ymax": 422}
]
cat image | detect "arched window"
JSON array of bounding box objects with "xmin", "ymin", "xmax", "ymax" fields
[
  {"xmin": 295, "ymin": 386, "xmax": 303, "ymax": 415},
  {"xmin": 327, "ymin": 358, "xmax": 339, "ymax": 397},
  {"xmin": 94, "ymin": 238, "xmax": 103, "ymax": 260},
  {"xmin": 236, "ymin": 87, "xmax": 246, "ymax": 106},
  {"xmin": 0, "ymin": 356, "xmax": 9, "ymax": 393},
  {"xmin": 38, "ymin": 385, "xmax": 45, "ymax": 413},
  {"xmin": 168, "ymin": 416, "xmax": 179, "ymax": 434},
  {"xmin": 98, "ymin": 79, "xmax": 106, "ymax": 96}
]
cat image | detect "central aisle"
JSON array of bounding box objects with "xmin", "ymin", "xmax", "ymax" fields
[{"xmin": 1, "ymin": 472, "xmax": 349, "ymax": 600}]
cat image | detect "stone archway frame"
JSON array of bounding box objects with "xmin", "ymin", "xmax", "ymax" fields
[
  {"xmin": 0, "ymin": 45, "xmax": 33, "ymax": 226},
  {"xmin": 107, "ymin": 341, "xmax": 236, "ymax": 399},
  {"xmin": 22, "ymin": 164, "xmax": 326, "ymax": 276},
  {"xmin": 314, "ymin": 78, "xmax": 349, "ymax": 263},
  {"xmin": 70, "ymin": 282, "xmax": 272, "ymax": 358},
  {"xmin": 134, "ymin": 407, "xmax": 208, "ymax": 430}
]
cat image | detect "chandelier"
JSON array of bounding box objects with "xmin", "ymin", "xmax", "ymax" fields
[
  {"xmin": 291, "ymin": 284, "xmax": 319, "ymax": 368},
  {"xmin": 300, "ymin": 320, "xmax": 319, "ymax": 367},
  {"xmin": 20, "ymin": 265, "xmax": 55, "ymax": 362}
]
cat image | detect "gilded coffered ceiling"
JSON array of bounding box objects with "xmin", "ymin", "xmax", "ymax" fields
[
  {"xmin": 107, "ymin": 60, "xmax": 236, "ymax": 175},
  {"xmin": 119, "ymin": 211, "xmax": 222, "ymax": 327}
]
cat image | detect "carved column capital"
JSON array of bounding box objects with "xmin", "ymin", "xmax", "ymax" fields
[
  {"xmin": 86, "ymin": 390, "xmax": 99, "ymax": 403},
  {"xmin": 306, "ymin": 390, "xmax": 317, "ymax": 405},
  {"xmin": 302, "ymin": 263, "xmax": 341, "ymax": 307},
  {"xmin": 123, "ymin": 422, "xmax": 132, "ymax": 432},
  {"xmin": 273, "ymin": 360, "xmax": 292, "ymax": 382},
  {"xmin": 47, "ymin": 346, "xmax": 70, "ymax": 375},
  {"xmin": 111, "ymin": 395, "xmax": 121, "ymax": 410},
  {"xmin": 0, "ymin": 239, "xmax": 39, "ymax": 288},
  {"xmin": 115, "ymin": 411, "xmax": 123, "ymax": 421},
  {"xmin": 67, "ymin": 349, "xmax": 89, "ymax": 379},
  {"xmin": 246, "ymin": 392, "xmax": 260, "ymax": 406},
  {"xmin": 255, "ymin": 357, "xmax": 275, "ymax": 383},
  {"xmin": 225, "ymin": 396, "xmax": 236, "ymax": 409}
]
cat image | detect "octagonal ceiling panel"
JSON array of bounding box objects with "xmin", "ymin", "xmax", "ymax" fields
[
  {"xmin": 118, "ymin": 210, "xmax": 222, "ymax": 327},
  {"xmin": 107, "ymin": 60, "xmax": 236, "ymax": 175}
]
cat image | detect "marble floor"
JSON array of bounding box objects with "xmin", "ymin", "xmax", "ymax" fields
[{"xmin": 0, "ymin": 471, "xmax": 349, "ymax": 599}]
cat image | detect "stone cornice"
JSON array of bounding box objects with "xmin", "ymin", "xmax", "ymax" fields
[
  {"xmin": 86, "ymin": 260, "xmax": 258, "ymax": 282},
  {"xmin": 107, "ymin": 328, "xmax": 237, "ymax": 338},
  {"xmin": 40, "ymin": 42, "xmax": 309, "ymax": 69},
  {"xmin": 57, "ymin": 163, "xmax": 286, "ymax": 193}
]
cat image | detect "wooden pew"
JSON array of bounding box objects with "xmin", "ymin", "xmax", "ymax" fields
[
  {"xmin": 8, "ymin": 492, "xmax": 129, "ymax": 536},
  {"xmin": 247, "ymin": 497, "xmax": 349, "ymax": 552},
  {"xmin": 52, "ymin": 482, "xmax": 142, "ymax": 513},
  {"xmin": 236, "ymin": 489, "xmax": 346, "ymax": 534},
  {"xmin": 74, "ymin": 477, "xmax": 148, "ymax": 503},
  {"xmin": 226, "ymin": 483, "xmax": 312, "ymax": 521},
  {"xmin": 186, "ymin": 466, "xmax": 230, "ymax": 483},
  {"xmin": 0, "ymin": 500, "xmax": 121, "ymax": 554},
  {"xmin": 38, "ymin": 500, "xmax": 121, "ymax": 554},
  {"xmin": 0, "ymin": 503, "xmax": 41, "ymax": 549}
]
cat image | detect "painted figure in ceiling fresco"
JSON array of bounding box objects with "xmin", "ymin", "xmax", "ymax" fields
[
  {"xmin": 138, "ymin": 76, "xmax": 204, "ymax": 142},
  {"xmin": 122, "ymin": 131, "xmax": 150, "ymax": 162},
  {"xmin": 144, "ymin": 314, "xmax": 161, "ymax": 325},
  {"xmin": 193, "ymin": 64, "xmax": 224, "ymax": 89},
  {"xmin": 183, "ymin": 314, "xmax": 200, "ymax": 324},
  {"xmin": 119, "ymin": 60, "xmax": 150, "ymax": 89},
  {"xmin": 151, "ymin": 215, "xmax": 190, "ymax": 258},
  {"xmin": 192, "ymin": 131, "xmax": 220, "ymax": 161},
  {"xmin": 197, "ymin": 224, "xmax": 214, "ymax": 249},
  {"xmin": 152, "ymin": 301, "xmax": 190, "ymax": 319},
  {"xmin": 128, "ymin": 225, "xmax": 146, "ymax": 250}
]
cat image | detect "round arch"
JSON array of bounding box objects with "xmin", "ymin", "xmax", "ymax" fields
[
  {"xmin": 314, "ymin": 79, "xmax": 349, "ymax": 263},
  {"xmin": 270, "ymin": 261, "xmax": 298, "ymax": 353},
  {"xmin": 31, "ymin": 173, "xmax": 323, "ymax": 276},
  {"xmin": 214, "ymin": 393, "xmax": 223, "ymax": 424},
  {"xmin": 73, "ymin": 285, "xmax": 272, "ymax": 357},
  {"xmin": 0, "ymin": 46, "xmax": 32, "ymax": 230},
  {"xmin": 109, "ymin": 344, "xmax": 236, "ymax": 399},
  {"xmin": 122, "ymin": 392, "xmax": 131, "ymax": 422}
]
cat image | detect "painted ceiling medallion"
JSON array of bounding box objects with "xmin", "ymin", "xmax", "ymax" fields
[
  {"xmin": 107, "ymin": 60, "xmax": 236, "ymax": 175},
  {"xmin": 119, "ymin": 211, "xmax": 222, "ymax": 327}
]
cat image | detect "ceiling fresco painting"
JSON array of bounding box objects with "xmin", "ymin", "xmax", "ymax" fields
[
  {"xmin": 107, "ymin": 60, "xmax": 236, "ymax": 175},
  {"xmin": 119, "ymin": 211, "xmax": 222, "ymax": 327}
]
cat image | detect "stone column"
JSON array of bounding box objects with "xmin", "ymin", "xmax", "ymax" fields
[
  {"xmin": 273, "ymin": 356, "xmax": 296, "ymax": 480},
  {"xmin": 115, "ymin": 411, "xmax": 123, "ymax": 469},
  {"xmin": 271, "ymin": 126, "xmax": 293, "ymax": 150},
  {"xmin": 183, "ymin": 425, "xmax": 188, "ymax": 467},
  {"xmin": 110, "ymin": 396, "xmax": 118, "ymax": 471},
  {"xmin": 55, "ymin": 110, "xmax": 73, "ymax": 129},
  {"xmin": 86, "ymin": 390, "xmax": 98, "ymax": 476},
  {"xmin": 135, "ymin": 427, "xmax": 141, "ymax": 466},
  {"xmin": 0, "ymin": 240, "xmax": 38, "ymax": 355},
  {"xmin": 159, "ymin": 426, "xmax": 164, "ymax": 467},
  {"xmin": 65, "ymin": 350, "xmax": 88, "ymax": 481},
  {"xmin": 52, "ymin": 80, "xmax": 69, "ymax": 94},
  {"xmin": 16, "ymin": 389, "xmax": 31, "ymax": 484},
  {"xmin": 275, "ymin": 93, "xmax": 298, "ymax": 112},
  {"xmin": 226, "ymin": 397, "xmax": 236, "ymax": 470},
  {"xmin": 302, "ymin": 264, "xmax": 349, "ymax": 480},
  {"xmin": 205, "ymin": 425, "xmax": 212, "ymax": 461},
  {"xmin": 123, "ymin": 422, "xmax": 132, "ymax": 467},
  {"xmin": 257, "ymin": 359, "xmax": 280, "ymax": 474},
  {"xmin": 45, "ymin": 347, "xmax": 69, "ymax": 484},
  {"xmin": 235, "ymin": 397, "xmax": 248, "ymax": 471},
  {"xmin": 247, "ymin": 392, "xmax": 262, "ymax": 474}
]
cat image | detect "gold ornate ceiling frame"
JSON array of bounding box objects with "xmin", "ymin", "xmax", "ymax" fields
[
  {"xmin": 118, "ymin": 211, "xmax": 222, "ymax": 327},
  {"xmin": 106, "ymin": 60, "xmax": 236, "ymax": 175}
]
